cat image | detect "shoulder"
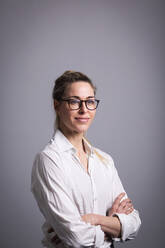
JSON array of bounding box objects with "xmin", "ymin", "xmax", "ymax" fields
[
  {"xmin": 32, "ymin": 149, "xmax": 66, "ymax": 188},
  {"xmin": 32, "ymin": 140, "xmax": 63, "ymax": 175}
]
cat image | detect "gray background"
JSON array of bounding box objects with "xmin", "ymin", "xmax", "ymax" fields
[{"xmin": 1, "ymin": 0, "xmax": 164, "ymax": 247}]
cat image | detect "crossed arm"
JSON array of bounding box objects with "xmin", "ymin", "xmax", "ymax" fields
[
  {"xmin": 82, "ymin": 192, "xmax": 133, "ymax": 238},
  {"xmin": 50, "ymin": 192, "xmax": 134, "ymax": 245},
  {"xmin": 33, "ymin": 153, "xmax": 140, "ymax": 247}
]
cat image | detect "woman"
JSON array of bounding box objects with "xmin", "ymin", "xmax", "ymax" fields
[{"xmin": 31, "ymin": 71, "xmax": 141, "ymax": 248}]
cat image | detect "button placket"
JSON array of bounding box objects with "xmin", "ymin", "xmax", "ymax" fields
[
  {"xmin": 72, "ymin": 153, "xmax": 83, "ymax": 170},
  {"xmin": 72, "ymin": 154, "xmax": 89, "ymax": 176},
  {"xmin": 88, "ymin": 157, "xmax": 98, "ymax": 213}
]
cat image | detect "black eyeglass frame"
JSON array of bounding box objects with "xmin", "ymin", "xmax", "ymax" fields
[{"xmin": 60, "ymin": 98, "xmax": 100, "ymax": 110}]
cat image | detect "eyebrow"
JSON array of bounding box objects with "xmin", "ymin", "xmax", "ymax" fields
[{"xmin": 66, "ymin": 96, "xmax": 95, "ymax": 99}]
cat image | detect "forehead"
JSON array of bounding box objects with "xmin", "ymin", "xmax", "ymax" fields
[{"xmin": 65, "ymin": 81, "xmax": 94, "ymax": 98}]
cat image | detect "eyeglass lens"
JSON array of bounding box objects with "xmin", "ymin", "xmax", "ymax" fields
[{"xmin": 68, "ymin": 99, "xmax": 98, "ymax": 110}]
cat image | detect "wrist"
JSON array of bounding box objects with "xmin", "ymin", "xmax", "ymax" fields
[
  {"xmin": 97, "ymin": 215, "xmax": 106, "ymax": 226},
  {"xmin": 92, "ymin": 214, "xmax": 102, "ymax": 225}
]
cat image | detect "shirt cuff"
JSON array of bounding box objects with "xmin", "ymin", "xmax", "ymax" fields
[
  {"xmin": 113, "ymin": 211, "xmax": 141, "ymax": 241},
  {"xmin": 94, "ymin": 225, "xmax": 105, "ymax": 247}
]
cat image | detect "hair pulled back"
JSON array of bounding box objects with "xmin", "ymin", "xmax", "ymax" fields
[{"xmin": 52, "ymin": 70, "xmax": 96, "ymax": 101}]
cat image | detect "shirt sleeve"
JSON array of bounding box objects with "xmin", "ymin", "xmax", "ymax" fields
[
  {"xmin": 107, "ymin": 156, "xmax": 141, "ymax": 242},
  {"xmin": 31, "ymin": 152, "xmax": 104, "ymax": 248}
]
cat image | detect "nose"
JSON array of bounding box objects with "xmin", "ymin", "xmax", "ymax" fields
[{"xmin": 79, "ymin": 101, "xmax": 87, "ymax": 113}]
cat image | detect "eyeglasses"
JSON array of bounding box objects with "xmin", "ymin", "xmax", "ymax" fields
[{"xmin": 60, "ymin": 98, "xmax": 100, "ymax": 110}]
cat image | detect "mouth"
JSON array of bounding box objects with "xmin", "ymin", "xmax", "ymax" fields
[{"xmin": 75, "ymin": 117, "xmax": 90, "ymax": 123}]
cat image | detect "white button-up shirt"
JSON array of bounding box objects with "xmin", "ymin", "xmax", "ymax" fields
[{"xmin": 31, "ymin": 129, "xmax": 141, "ymax": 248}]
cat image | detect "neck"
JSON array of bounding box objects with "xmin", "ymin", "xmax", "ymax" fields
[{"xmin": 59, "ymin": 126, "xmax": 85, "ymax": 152}]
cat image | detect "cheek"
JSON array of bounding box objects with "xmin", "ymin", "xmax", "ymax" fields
[
  {"xmin": 59, "ymin": 109, "xmax": 74, "ymax": 123},
  {"xmin": 90, "ymin": 111, "xmax": 96, "ymax": 120}
]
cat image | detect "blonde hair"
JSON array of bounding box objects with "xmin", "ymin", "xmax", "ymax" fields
[
  {"xmin": 83, "ymin": 137, "xmax": 109, "ymax": 165},
  {"xmin": 94, "ymin": 149, "xmax": 109, "ymax": 165}
]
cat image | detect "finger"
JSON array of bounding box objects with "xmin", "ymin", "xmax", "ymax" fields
[
  {"xmin": 123, "ymin": 200, "xmax": 133, "ymax": 211},
  {"xmin": 116, "ymin": 198, "xmax": 129, "ymax": 212},
  {"xmin": 118, "ymin": 198, "xmax": 132, "ymax": 208},
  {"xmin": 113, "ymin": 192, "xmax": 126, "ymax": 207},
  {"xmin": 117, "ymin": 204, "xmax": 132, "ymax": 213},
  {"xmin": 125, "ymin": 207, "xmax": 134, "ymax": 215},
  {"xmin": 112, "ymin": 193, "xmax": 126, "ymax": 212},
  {"xmin": 117, "ymin": 199, "xmax": 133, "ymax": 213},
  {"xmin": 125, "ymin": 202, "xmax": 133, "ymax": 209}
]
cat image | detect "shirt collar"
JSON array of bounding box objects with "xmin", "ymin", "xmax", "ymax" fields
[
  {"xmin": 53, "ymin": 129, "xmax": 75, "ymax": 152},
  {"xmin": 52, "ymin": 129, "xmax": 94, "ymax": 156}
]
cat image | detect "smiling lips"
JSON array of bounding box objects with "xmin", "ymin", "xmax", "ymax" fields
[{"xmin": 75, "ymin": 117, "xmax": 90, "ymax": 123}]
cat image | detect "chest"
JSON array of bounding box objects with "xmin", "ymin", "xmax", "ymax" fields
[{"xmin": 61, "ymin": 153, "xmax": 114, "ymax": 214}]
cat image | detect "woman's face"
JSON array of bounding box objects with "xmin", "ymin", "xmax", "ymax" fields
[{"xmin": 55, "ymin": 81, "xmax": 97, "ymax": 135}]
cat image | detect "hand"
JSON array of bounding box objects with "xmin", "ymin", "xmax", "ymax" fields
[
  {"xmin": 108, "ymin": 192, "xmax": 134, "ymax": 216},
  {"xmin": 81, "ymin": 213, "xmax": 100, "ymax": 225}
]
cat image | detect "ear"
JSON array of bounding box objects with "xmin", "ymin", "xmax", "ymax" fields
[{"xmin": 54, "ymin": 100, "xmax": 60, "ymax": 112}]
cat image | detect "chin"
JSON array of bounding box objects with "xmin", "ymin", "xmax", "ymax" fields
[{"xmin": 74, "ymin": 124, "xmax": 90, "ymax": 133}]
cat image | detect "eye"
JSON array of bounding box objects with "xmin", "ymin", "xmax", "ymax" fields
[
  {"xmin": 86, "ymin": 99, "xmax": 95, "ymax": 105},
  {"xmin": 69, "ymin": 99, "xmax": 80, "ymax": 105}
]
